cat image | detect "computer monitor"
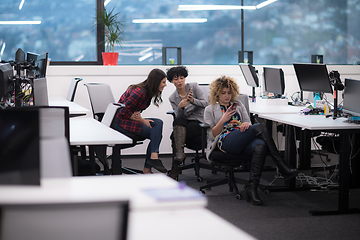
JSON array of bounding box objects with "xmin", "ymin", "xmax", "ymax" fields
[
  {"xmin": 34, "ymin": 52, "xmax": 48, "ymax": 78},
  {"xmin": 33, "ymin": 78, "xmax": 49, "ymax": 106},
  {"xmin": 0, "ymin": 108, "xmax": 40, "ymax": 185},
  {"xmin": 293, "ymin": 63, "xmax": 333, "ymax": 94},
  {"xmin": 342, "ymin": 78, "xmax": 360, "ymax": 117},
  {"xmin": 239, "ymin": 63, "xmax": 259, "ymax": 87},
  {"xmin": 0, "ymin": 200, "xmax": 129, "ymax": 240},
  {"xmin": 263, "ymin": 67, "xmax": 285, "ymax": 97},
  {"xmin": 0, "ymin": 63, "xmax": 14, "ymax": 99},
  {"xmin": 27, "ymin": 52, "xmax": 39, "ymax": 64}
]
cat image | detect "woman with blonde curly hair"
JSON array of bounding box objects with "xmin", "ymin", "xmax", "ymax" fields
[{"xmin": 204, "ymin": 76, "xmax": 297, "ymax": 205}]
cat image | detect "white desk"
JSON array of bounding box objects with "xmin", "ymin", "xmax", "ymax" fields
[
  {"xmin": 0, "ymin": 175, "xmax": 255, "ymax": 240},
  {"xmin": 49, "ymin": 96, "xmax": 90, "ymax": 117},
  {"xmin": 0, "ymin": 175, "xmax": 206, "ymax": 210},
  {"xmin": 129, "ymin": 208, "xmax": 256, "ymax": 240},
  {"xmin": 249, "ymin": 102, "xmax": 304, "ymax": 115},
  {"xmin": 70, "ymin": 117, "xmax": 133, "ymax": 175},
  {"xmin": 258, "ymin": 113, "xmax": 360, "ymax": 215}
]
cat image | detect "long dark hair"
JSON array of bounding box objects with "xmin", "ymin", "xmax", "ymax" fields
[{"xmin": 129, "ymin": 68, "xmax": 166, "ymax": 107}]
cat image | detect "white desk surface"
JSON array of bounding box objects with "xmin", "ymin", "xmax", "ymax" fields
[
  {"xmin": 258, "ymin": 113, "xmax": 360, "ymax": 131},
  {"xmin": 70, "ymin": 117, "xmax": 132, "ymax": 146},
  {"xmin": 249, "ymin": 101, "xmax": 304, "ymax": 115},
  {"xmin": 49, "ymin": 96, "xmax": 90, "ymax": 115},
  {"xmin": 129, "ymin": 208, "xmax": 256, "ymax": 240},
  {"xmin": 0, "ymin": 174, "xmax": 206, "ymax": 211}
]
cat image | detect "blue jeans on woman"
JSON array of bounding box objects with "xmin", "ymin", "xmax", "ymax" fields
[
  {"xmin": 221, "ymin": 123, "xmax": 266, "ymax": 156},
  {"xmin": 111, "ymin": 118, "xmax": 163, "ymax": 168}
]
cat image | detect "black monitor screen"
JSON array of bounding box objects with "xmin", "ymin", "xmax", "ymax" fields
[
  {"xmin": 263, "ymin": 67, "xmax": 285, "ymax": 97},
  {"xmin": 0, "ymin": 109, "xmax": 40, "ymax": 185},
  {"xmin": 293, "ymin": 63, "xmax": 333, "ymax": 94},
  {"xmin": 34, "ymin": 53, "xmax": 48, "ymax": 78},
  {"xmin": 0, "ymin": 63, "xmax": 14, "ymax": 99},
  {"xmin": 239, "ymin": 63, "xmax": 259, "ymax": 87},
  {"xmin": 342, "ymin": 78, "xmax": 360, "ymax": 117}
]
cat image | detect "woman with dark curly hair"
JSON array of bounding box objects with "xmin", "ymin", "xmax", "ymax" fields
[
  {"xmin": 111, "ymin": 68, "xmax": 167, "ymax": 174},
  {"xmin": 204, "ymin": 76, "xmax": 297, "ymax": 205},
  {"xmin": 167, "ymin": 66, "xmax": 207, "ymax": 179}
]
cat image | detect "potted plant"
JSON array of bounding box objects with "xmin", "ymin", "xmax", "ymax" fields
[{"xmin": 95, "ymin": 6, "xmax": 125, "ymax": 65}]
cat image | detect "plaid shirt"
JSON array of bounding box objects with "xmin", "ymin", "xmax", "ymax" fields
[{"xmin": 114, "ymin": 87, "xmax": 150, "ymax": 134}]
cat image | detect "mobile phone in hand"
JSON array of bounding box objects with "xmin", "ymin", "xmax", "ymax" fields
[{"xmin": 231, "ymin": 102, "xmax": 238, "ymax": 110}]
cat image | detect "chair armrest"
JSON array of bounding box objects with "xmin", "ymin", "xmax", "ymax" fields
[
  {"xmin": 199, "ymin": 122, "xmax": 210, "ymax": 128},
  {"xmin": 166, "ymin": 110, "xmax": 175, "ymax": 119},
  {"xmin": 113, "ymin": 102, "xmax": 125, "ymax": 107}
]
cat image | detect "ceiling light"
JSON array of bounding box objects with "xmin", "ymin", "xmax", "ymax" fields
[
  {"xmin": 178, "ymin": 1, "xmax": 278, "ymax": 11},
  {"xmin": 256, "ymin": 0, "xmax": 278, "ymax": 9},
  {"xmin": 19, "ymin": 0, "xmax": 25, "ymax": 10},
  {"xmin": 0, "ymin": 21, "xmax": 41, "ymax": 25},
  {"xmin": 132, "ymin": 18, "xmax": 207, "ymax": 23}
]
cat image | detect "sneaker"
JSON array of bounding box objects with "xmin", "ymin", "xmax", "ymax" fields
[{"xmin": 147, "ymin": 159, "xmax": 167, "ymax": 173}]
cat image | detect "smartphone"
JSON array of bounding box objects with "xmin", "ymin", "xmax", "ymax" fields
[{"xmin": 231, "ymin": 102, "xmax": 238, "ymax": 110}]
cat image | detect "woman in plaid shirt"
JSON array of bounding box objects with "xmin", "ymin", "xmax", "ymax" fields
[{"xmin": 111, "ymin": 69, "xmax": 168, "ymax": 174}]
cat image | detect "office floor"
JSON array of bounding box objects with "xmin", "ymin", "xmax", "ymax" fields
[{"xmin": 97, "ymin": 152, "xmax": 360, "ymax": 240}]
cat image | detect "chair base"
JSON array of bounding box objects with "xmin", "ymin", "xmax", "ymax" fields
[{"xmin": 199, "ymin": 168, "xmax": 247, "ymax": 200}]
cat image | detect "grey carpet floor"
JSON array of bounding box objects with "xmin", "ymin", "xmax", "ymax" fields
[{"xmin": 109, "ymin": 153, "xmax": 360, "ymax": 240}]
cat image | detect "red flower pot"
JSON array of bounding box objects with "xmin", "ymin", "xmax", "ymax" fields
[{"xmin": 102, "ymin": 52, "xmax": 119, "ymax": 66}]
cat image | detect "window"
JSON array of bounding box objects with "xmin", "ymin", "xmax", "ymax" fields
[{"xmin": 0, "ymin": 0, "xmax": 359, "ymax": 65}]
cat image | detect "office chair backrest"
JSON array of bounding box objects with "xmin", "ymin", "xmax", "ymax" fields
[
  {"xmin": 84, "ymin": 83, "xmax": 115, "ymax": 121},
  {"xmin": 237, "ymin": 94, "xmax": 250, "ymax": 115},
  {"xmin": 101, "ymin": 103, "xmax": 125, "ymax": 127},
  {"xmin": 198, "ymin": 83, "xmax": 210, "ymax": 103},
  {"xmin": 66, "ymin": 77, "xmax": 83, "ymax": 102}
]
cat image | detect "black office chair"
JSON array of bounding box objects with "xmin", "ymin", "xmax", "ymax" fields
[
  {"xmin": 199, "ymin": 94, "xmax": 255, "ymax": 199},
  {"xmin": 167, "ymin": 83, "xmax": 214, "ymax": 182},
  {"xmin": 83, "ymin": 83, "xmax": 145, "ymax": 175}
]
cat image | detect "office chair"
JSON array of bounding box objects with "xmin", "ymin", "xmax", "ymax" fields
[
  {"xmin": 167, "ymin": 83, "xmax": 213, "ymax": 182},
  {"xmin": 199, "ymin": 94, "xmax": 255, "ymax": 199},
  {"xmin": 84, "ymin": 83, "xmax": 144, "ymax": 175},
  {"xmin": 66, "ymin": 77, "xmax": 83, "ymax": 102}
]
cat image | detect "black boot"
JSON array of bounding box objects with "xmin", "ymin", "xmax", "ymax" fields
[
  {"xmin": 168, "ymin": 125, "xmax": 186, "ymax": 179},
  {"xmin": 168, "ymin": 161, "xmax": 181, "ymax": 180},
  {"xmin": 172, "ymin": 125, "xmax": 186, "ymax": 163},
  {"xmin": 252, "ymin": 123, "xmax": 298, "ymax": 180},
  {"xmin": 245, "ymin": 144, "xmax": 267, "ymax": 206}
]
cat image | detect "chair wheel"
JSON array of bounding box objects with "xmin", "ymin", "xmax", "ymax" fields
[
  {"xmin": 263, "ymin": 190, "xmax": 270, "ymax": 195},
  {"xmin": 200, "ymin": 190, "xmax": 206, "ymax": 194},
  {"xmin": 197, "ymin": 177, "xmax": 203, "ymax": 182},
  {"xmin": 235, "ymin": 194, "xmax": 242, "ymax": 200}
]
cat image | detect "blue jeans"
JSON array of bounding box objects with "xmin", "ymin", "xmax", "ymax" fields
[
  {"xmin": 111, "ymin": 118, "xmax": 163, "ymax": 168},
  {"xmin": 221, "ymin": 123, "xmax": 266, "ymax": 156}
]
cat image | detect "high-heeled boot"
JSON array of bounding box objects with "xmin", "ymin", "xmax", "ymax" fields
[
  {"xmin": 168, "ymin": 125, "xmax": 186, "ymax": 179},
  {"xmin": 245, "ymin": 144, "xmax": 267, "ymax": 206},
  {"xmin": 172, "ymin": 125, "xmax": 186, "ymax": 163},
  {"xmin": 252, "ymin": 123, "xmax": 298, "ymax": 180}
]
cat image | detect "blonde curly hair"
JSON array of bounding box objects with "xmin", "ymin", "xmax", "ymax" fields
[{"xmin": 208, "ymin": 76, "xmax": 239, "ymax": 105}]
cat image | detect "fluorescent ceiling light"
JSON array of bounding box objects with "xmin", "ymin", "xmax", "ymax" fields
[
  {"xmin": 0, "ymin": 21, "xmax": 41, "ymax": 25},
  {"xmin": 1, "ymin": 43, "xmax": 5, "ymax": 55},
  {"xmin": 133, "ymin": 18, "xmax": 207, "ymax": 23},
  {"xmin": 256, "ymin": 0, "xmax": 278, "ymax": 9},
  {"xmin": 19, "ymin": 0, "xmax": 25, "ymax": 10},
  {"xmin": 104, "ymin": 0, "xmax": 111, "ymax": 7},
  {"xmin": 139, "ymin": 52, "xmax": 153, "ymax": 62},
  {"xmin": 178, "ymin": 5, "xmax": 256, "ymax": 11},
  {"xmin": 178, "ymin": 1, "xmax": 278, "ymax": 11}
]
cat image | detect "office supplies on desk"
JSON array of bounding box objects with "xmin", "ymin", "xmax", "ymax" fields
[{"xmin": 142, "ymin": 182, "xmax": 205, "ymax": 202}]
